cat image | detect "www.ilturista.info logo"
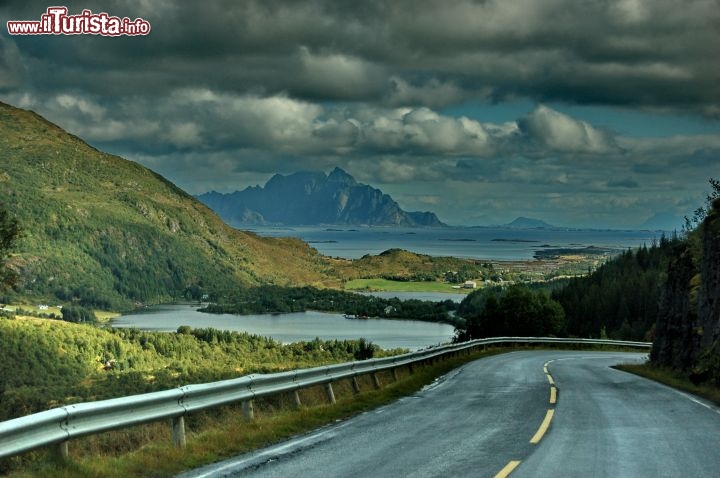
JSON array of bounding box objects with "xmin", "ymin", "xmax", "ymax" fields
[{"xmin": 7, "ymin": 6, "xmax": 150, "ymax": 36}]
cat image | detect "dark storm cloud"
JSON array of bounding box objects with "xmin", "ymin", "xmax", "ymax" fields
[
  {"xmin": 2, "ymin": 0, "xmax": 719, "ymax": 114},
  {"xmin": 0, "ymin": 35, "xmax": 23, "ymax": 90}
]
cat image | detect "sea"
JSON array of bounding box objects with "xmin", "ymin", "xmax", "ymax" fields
[{"xmin": 245, "ymin": 225, "xmax": 665, "ymax": 261}]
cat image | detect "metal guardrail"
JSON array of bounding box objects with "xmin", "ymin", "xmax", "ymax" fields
[{"xmin": 0, "ymin": 337, "xmax": 650, "ymax": 459}]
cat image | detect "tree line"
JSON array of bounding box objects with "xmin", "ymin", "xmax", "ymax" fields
[
  {"xmin": 453, "ymin": 178, "xmax": 720, "ymax": 343},
  {"xmin": 454, "ymin": 234, "xmax": 681, "ymax": 342},
  {"xmin": 202, "ymin": 285, "xmax": 460, "ymax": 325}
]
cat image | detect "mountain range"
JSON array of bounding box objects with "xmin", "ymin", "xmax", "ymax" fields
[{"xmin": 197, "ymin": 168, "xmax": 445, "ymax": 227}]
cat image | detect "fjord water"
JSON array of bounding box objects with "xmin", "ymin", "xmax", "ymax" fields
[
  {"xmin": 248, "ymin": 226, "xmax": 664, "ymax": 260},
  {"xmin": 113, "ymin": 304, "xmax": 456, "ymax": 351}
]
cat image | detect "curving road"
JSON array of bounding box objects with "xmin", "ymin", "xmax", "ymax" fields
[{"xmin": 178, "ymin": 351, "xmax": 720, "ymax": 478}]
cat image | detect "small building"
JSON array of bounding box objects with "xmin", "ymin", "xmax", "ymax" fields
[{"xmin": 463, "ymin": 281, "xmax": 477, "ymax": 289}]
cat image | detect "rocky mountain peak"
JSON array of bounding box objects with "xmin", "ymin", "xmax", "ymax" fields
[{"xmin": 197, "ymin": 168, "xmax": 445, "ymax": 227}]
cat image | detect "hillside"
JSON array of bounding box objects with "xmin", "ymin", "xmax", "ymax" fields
[
  {"xmin": 0, "ymin": 316, "xmax": 376, "ymax": 421},
  {"xmin": 0, "ymin": 102, "xmax": 341, "ymax": 309},
  {"xmin": 651, "ymin": 198, "xmax": 720, "ymax": 383},
  {"xmin": 197, "ymin": 167, "xmax": 445, "ymax": 227}
]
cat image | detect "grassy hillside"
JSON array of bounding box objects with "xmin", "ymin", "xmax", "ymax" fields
[
  {"xmin": 0, "ymin": 316, "xmax": 384, "ymax": 422},
  {"xmin": 336, "ymin": 248, "xmax": 483, "ymax": 281},
  {"xmin": 0, "ymin": 102, "xmax": 340, "ymax": 309}
]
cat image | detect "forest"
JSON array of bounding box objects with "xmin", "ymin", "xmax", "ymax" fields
[
  {"xmin": 0, "ymin": 316, "xmax": 391, "ymax": 423},
  {"xmin": 552, "ymin": 237, "xmax": 680, "ymax": 340},
  {"xmin": 453, "ymin": 233, "xmax": 681, "ymax": 342},
  {"xmin": 201, "ymin": 285, "xmax": 461, "ymax": 325}
]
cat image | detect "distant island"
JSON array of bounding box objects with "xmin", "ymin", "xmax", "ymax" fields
[
  {"xmin": 197, "ymin": 167, "xmax": 446, "ymax": 228},
  {"xmin": 491, "ymin": 238, "xmax": 540, "ymax": 243},
  {"xmin": 504, "ymin": 217, "xmax": 556, "ymax": 229},
  {"xmin": 469, "ymin": 216, "xmax": 558, "ymax": 229}
]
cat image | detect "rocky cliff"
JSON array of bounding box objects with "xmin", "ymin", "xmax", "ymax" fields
[
  {"xmin": 197, "ymin": 167, "xmax": 445, "ymax": 227},
  {"xmin": 651, "ymin": 199, "xmax": 720, "ymax": 383}
]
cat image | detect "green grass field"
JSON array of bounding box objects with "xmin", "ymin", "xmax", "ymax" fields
[{"xmin": 345, "ymin": 278, "xmax": 472, "ymax": 294}]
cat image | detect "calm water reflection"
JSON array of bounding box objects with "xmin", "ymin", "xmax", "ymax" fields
[{"xmin": 113, "ymin": 304, "xmax": 456, "ymax": 351}]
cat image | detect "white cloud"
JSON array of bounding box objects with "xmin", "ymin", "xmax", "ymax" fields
[
  {"xmin": 518, "ymin": 105, "xmax": 617, "ymax": 154},
  {"xmin": 361, "ymin": 107, "xmax": 494, "ymax": 155}
]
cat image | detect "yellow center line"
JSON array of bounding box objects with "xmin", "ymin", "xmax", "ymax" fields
[
  {"xmin": 530, "ymin": 409, "xmax": 555, "ymax": 444},
  {"xmin": 550, "ymin": 386, "xmax": 557, "ymax": 404},
  {"xmin": 546, "ymin": 373, "xmax": 554, "ymax": 385},
  {"xmin": 543, "ymin": 365, "xmax": 549, "ymax": 374},
  {"xmin": 494, "ymin": 460, "xmax": 522, "ymax": 478}
]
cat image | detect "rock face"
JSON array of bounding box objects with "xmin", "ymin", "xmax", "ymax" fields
[
  {"xmin": 698, "ymin": 203, "xmax": 720, "ymax": 352},
  {"xmin": 650, "ymin": 243, "xmax": 698, "ymax": 370},
  {"xmin": 651, "ymin": 199, "xmax": 720, "ymax": 382},
  {"xmin": 197, "ymin": 167, "xmax": 445, "ymax": 227}
]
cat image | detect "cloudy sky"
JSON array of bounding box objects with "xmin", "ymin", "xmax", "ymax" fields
[{"xmin": 1, "ymin": 0, "xmax": 719, "ymax": 228}]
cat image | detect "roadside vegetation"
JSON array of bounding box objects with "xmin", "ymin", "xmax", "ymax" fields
[{"xmin": 0, "ymin": 316, "xmax": 398, "ymax": 424}]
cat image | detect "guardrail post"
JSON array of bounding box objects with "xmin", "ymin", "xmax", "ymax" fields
[
  {"xmin": 408, "ymin": 363, "xmax": 414, "ymax": 374},
  {"xmin": 242, "ymin": 400, "xmax": 254, "ymax": 420},
  {"xmin": 351, "ymin": 376, "xmax": 361, "ymax": 394},
  {"xmin": 57, "ymin": 440, "xmax": 69, "ymax": 460},
  {"xmin": 171, "ymin": 416, "xmax": 186, "ymax": 448},
  {"xmin": 293, "ymin": 390, "xmax": 302, "ymax": 408},
  {"xmin": 324, "ymin": 383, "xmax": 336, "ymax": 404},
  {"xmin": 391, "ymin": 368, "xmax": 399, "ymax": 382},
  {"xmin": 372, "ymin": 372, "xmax": 381, "ymax": 389}
]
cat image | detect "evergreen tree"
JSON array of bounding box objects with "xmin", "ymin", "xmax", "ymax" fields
[{"xmin": 455, "ymin": 285, "xmax": 565, "ymax": 341}]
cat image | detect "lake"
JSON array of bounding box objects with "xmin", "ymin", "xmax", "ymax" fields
[
  {"xmin": 113, "ymin": 303, "xmax": 457, "ymax": 351},
  {"xmin": 247, "ymin": 225, "xmax": 664, "ymax": 260}
]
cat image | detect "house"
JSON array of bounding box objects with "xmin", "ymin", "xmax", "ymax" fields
[{"xmin": 463, "ymin": 281, "xmax": 477, "ymax": 289}]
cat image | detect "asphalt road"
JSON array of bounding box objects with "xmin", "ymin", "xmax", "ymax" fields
[{"xmin": 178, "ymin": 351, "xmax": 720, "ymax": 478}]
